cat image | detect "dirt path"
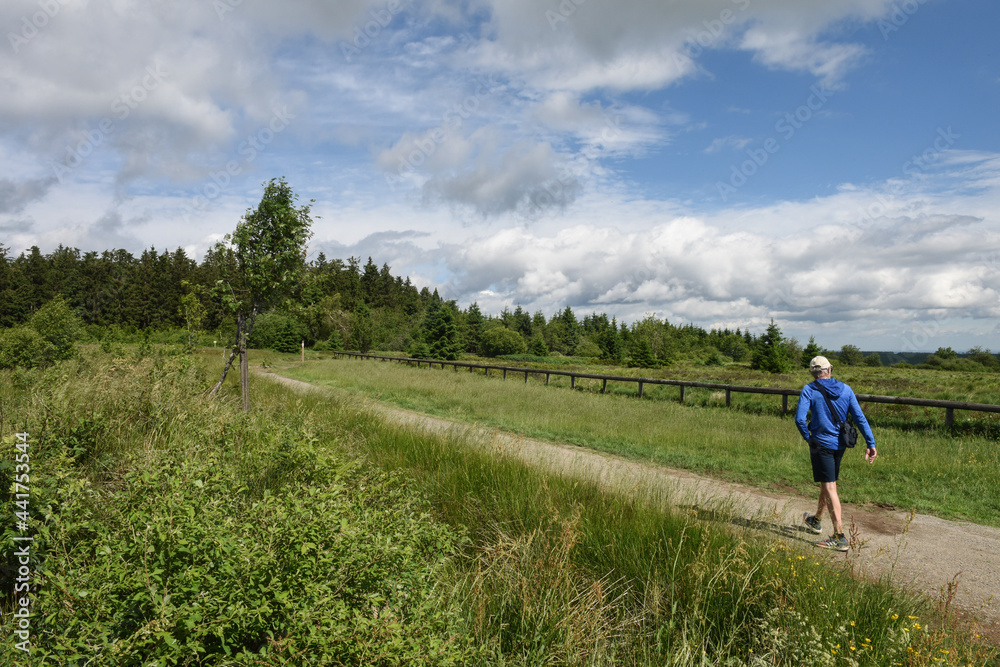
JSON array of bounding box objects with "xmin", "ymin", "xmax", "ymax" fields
[{"xmin": 263, "ymin": 371, "xmax": 1000, "ymax": 638}]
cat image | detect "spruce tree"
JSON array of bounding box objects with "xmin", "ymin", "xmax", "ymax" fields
[
  {"xmin": 464, "ymin": 302, "xmax": 484, "ymax": 354},
  {"xmin": 801, "ymin": 336, "xmax": 823, "ymax": 368},
  {"xmin": 751, "ymin": 319, "xmax": 791, "ymax": 374},
  {"xmin": 426, "ymin": 301, "xmax": 461, "ymax": 361}
]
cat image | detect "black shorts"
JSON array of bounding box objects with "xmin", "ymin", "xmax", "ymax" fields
[{"xmin": 810, "ymin": 443, "xmax": 845, "ymax": 483}]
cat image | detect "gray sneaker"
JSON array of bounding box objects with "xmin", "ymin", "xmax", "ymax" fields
[
  {"xmin": 802, "ymin": 513, "xmax": 822, "ymax": 535},
  {"xmin": 815, "ymin": 534, "xmax": 849, "ymax": 552}
]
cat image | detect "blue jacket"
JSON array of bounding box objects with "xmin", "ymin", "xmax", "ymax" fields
[{"xmin": 795, "ymin": 378, "xmax": 875, "ymax": 450}]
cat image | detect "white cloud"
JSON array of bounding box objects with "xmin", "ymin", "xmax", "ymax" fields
[
  {"xmin": 429, "ymin": 155, "xmax": 1000, "ymax": 347},
  {"xmin": 705, "ymin": 135, "xmax": 753, "ymax": 153}
]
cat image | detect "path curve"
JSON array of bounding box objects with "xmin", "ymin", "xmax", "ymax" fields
[{"xmin": 263, "ymin": 371, "xmax": 1000, "ymax": 639}]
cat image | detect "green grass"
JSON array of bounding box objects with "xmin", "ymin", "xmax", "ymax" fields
[
  {"xmin": 281, "ymin": 354, "xmax": 1000, "ymax": 528},
  {"xmin": 1, "ymin": 348, "xmax": 995, "ymax": 664}
]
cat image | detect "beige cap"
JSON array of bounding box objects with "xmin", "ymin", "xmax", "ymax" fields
[{"xmin": 809, "ymin": 355, "xmax": 832, "ymax": 372}]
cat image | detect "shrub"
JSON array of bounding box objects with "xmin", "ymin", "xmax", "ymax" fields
[
  {"xmin": 29, "ymin": 295, "xmax": 84, "ymax": 361},
  {"xmin": 1, "ymin": 357, "xmax": 476, "ymax": 665},
  {"xmin": 0, "ymin": 325, "xmax": 54, "ymax": 368},
  {"xmin": 250, "ymin": 312, "xmax": 309, "ymax": 353},
  {"xmin": 864, "ymin": 352, "xmax": 883, "ymax": 367},
  {"xmin": 575, "ymin": 339, "xmax": 602, "ymax": 358},
  {"xmin": 480, "ymin": 327, "xmax": 525, "ymax": 357}
]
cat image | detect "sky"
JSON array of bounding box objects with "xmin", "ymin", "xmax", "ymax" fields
[{"xmin": 2, "ymin": 0, "xmax": 999, "ymax": 352}]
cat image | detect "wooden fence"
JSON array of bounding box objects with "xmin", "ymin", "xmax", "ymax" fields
[{"xmin": 331, "ymin": 352, "xmax": 1000, "ymax": 427}]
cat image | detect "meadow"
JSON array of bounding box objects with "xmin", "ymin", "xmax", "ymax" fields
[
  {"xmin": 281, "ymin": 352, "xmax": 1000, "ymax": 527},
  {"xmin": 1, "ymin": 346, "xmax": 996, "ymax": 665}
]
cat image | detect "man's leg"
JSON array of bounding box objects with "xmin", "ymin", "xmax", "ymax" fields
[
  {"xmin": 815, "ymin": 485, "xmax": 827, "ymax": 521},
  {"xmin": 820, "ymin": 481, "xmax": 843, "ymax": 534}
]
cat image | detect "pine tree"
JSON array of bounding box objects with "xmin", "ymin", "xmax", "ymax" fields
[
  {"xmin": 425, "ymin": 300, "xmax": 461, "ymax": 361},
  {"xmin": 630, "ymin": 336, "xmax": 658, "ymax": 368},
  {"xmin": 801, "ymin": 336, "xmax": 823, "ymax": 367},
  {"xmin": 528, "ymin": 334, "xmax": 549, "ymax": 357},
  {"xmin": 352, "ymin": 302, "xmax": 374, "ymax": 353},
  {"xmin": 750, "ymin": 319, "xmax": 790, "ymax": 374},
  {"xmin": 464, "ymin": 302, "xmax": 484, "ymax": 354}
]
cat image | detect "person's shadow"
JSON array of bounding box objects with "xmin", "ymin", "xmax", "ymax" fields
[{"xmin": 678, "ymin": 504, "xmax": 820, "ymax": 546}]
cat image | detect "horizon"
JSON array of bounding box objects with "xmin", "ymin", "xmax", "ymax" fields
[{"xmin": 2, "ymin": 239, "xmax": 988, "ymax": 357}]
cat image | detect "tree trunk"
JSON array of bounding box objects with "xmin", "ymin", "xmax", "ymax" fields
[
  {"xmin": 240, "ymin": 313, "xmax": 250, "ymax": 412},
  {"xmin": 209, "ymin": 331, "xmax": 241, "ymax": 397},
  {"xmin": 209, "ymin": 307, "xmax": 258, "ymax": 409}
]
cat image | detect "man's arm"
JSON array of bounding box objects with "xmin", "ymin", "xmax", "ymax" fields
[
  {"xmin": 847, "ymin": 391, "xmax": 876, "ymax": 448},
  {"xmin": 794, "ymin": 387, "xmax": 812, "ymax": 441}
]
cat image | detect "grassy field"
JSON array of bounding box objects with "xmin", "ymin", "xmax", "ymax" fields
[
  {"xmin": 279, "ymin": 353, "xmax": 1000, "ymax": 528},
  {"xmin": 1, "ymin": 347, "xmax": 996, "ymax": 664}
]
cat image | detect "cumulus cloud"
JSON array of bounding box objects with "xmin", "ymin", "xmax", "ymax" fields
[
  {"xmin": 0, "ymin": 0, "xmax": 362, "ymax": 185},
  {"xmin": 439, "ymin": 200, "xmax": 1000, "ymax": 340},
  {"xmin": 473, "ymin": 0, "xmax": 895, "ymax": 92},
  {"xmin": 378, "ymin": 124, "xmax": 582, "ymax": 217},
  {"xmin": 0, "ymin": 176, "xmax": 56, "ymax": 213}
]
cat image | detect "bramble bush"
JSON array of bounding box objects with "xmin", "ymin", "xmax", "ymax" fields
[{"xmin": 0, "ymin": 353, "xmax": 476, "ymax": 665}]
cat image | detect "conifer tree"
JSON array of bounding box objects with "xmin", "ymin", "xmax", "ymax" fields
[
  {"xmin": 751, "ymin": 319, "xmax": 790, "ymax": 374},
  {"xmin": 801, "ymin": 336, "xmax": 823, "ymax": 367},
  {"xmin": 425, "ymin": 300, "xmax": 461, "ymax": 361},
  {"xmin": 464, "ymin": 302, "xmax": 484, "ymax": 354}
]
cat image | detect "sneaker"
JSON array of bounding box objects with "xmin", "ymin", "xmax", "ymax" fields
[
  {"xmin": 815, "ymin": 534, "xmax": 849, "ymax": 552},
  {"xmin": 802, "ymin": 513, "xmax": 822, "ymax": 535}
]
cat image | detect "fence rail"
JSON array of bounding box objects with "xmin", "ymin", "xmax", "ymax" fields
[{"xmin": 331, "ymin": 352, "xmax": 1000, "ymax": 427}]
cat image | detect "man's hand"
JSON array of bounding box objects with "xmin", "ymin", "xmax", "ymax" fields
[{"xmin": 865, "ymin": 446, "xmax": 877, "ymax": 464}]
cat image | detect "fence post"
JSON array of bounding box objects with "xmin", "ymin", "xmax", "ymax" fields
[
  {"xmin": 680, "ymin": 385, "xmax": 685, "ymax": 403},
  {"xmin": 571, "ymin": 376, "xmax": 576, "ymax": 389},
  {"xmin": 503, "ymin": 369, "xmax": 507, "ymax": 380},
  {"xmin": 946, "ymin": 407, "xmax": 955, "ymax": 428},
  {"xmin": 546, "ymin": 373, "xmax": 550, "ymax": 385},
  {"xmin": 601, "ymin": 379, "xmax": 607, "ymax": 393},
  {"xmin": 638, "ymin": 381, "xmax": 644, "ymax": 398},
  {"xmin": 525, "ymin": 371, "xmax": 529, "ymax": 383},
  {"xmin": 725, "ymin": 389, "xmax": 731, "ymax": 407}
]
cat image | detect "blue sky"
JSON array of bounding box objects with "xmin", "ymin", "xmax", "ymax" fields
[{"xmin": 2, "ymin": 0, "xmax": 999, "ymax": 352}]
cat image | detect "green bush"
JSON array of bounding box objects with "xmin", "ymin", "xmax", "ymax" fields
[
  {"xmin": 250, "ymin": 312, "xmax": 309, "ymax": 353},
  {"xmin": 0, "ymin": 325, "xmax": 54, "ymax": 368},
  {"xmin": 0, "ymin": 356, "xmax": 476, "ymax": 665},
  {"xmin": 575, "ymin": 339, "xmax": 602, "ymax": 358},
  {"xmin": 0, "ymin": 295, "xmax": 84, "ymax": 368},
  {"xmin": 29, "ymin": 295, "xmax": 84, "ymax": 361},
  {"xmin": 480, "ymin": 327, "xmax": 525, "ymax": 357}
]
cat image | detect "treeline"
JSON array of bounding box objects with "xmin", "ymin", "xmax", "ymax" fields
[{"xmin": 2, "ymin": 243, "xmax": 998, "ymax": 372}]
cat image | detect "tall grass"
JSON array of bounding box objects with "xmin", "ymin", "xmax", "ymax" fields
[
  {"xmin": 259, "ymin": 358, "xmax": 996, "ymax": 665},
  {"xmin": 1, "ymin": 349, "xmax": 995, "ymax": 664},
  {"xmin": 282, "ymin": 357, "xmax": 1000, "ymax": 527}
]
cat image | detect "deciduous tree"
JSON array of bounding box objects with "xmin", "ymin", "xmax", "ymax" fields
[{"xmin": 209, "ymin": 178, "xmax": 313, "ymax": 410}]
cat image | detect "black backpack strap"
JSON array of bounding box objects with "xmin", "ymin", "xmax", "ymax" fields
[{"xmin": 811, "ymin": 381, "xmax": 845, "ymax": 426}]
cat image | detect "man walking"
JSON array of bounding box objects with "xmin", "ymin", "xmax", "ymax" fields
[{"xmin": 795, "ymin": 356, "xmax": 877, "ymax": 551}]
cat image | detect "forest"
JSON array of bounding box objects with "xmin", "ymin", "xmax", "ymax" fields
[{"xmin": 1, "ymin": 241, "xmax": 998, "ymax": 374}]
